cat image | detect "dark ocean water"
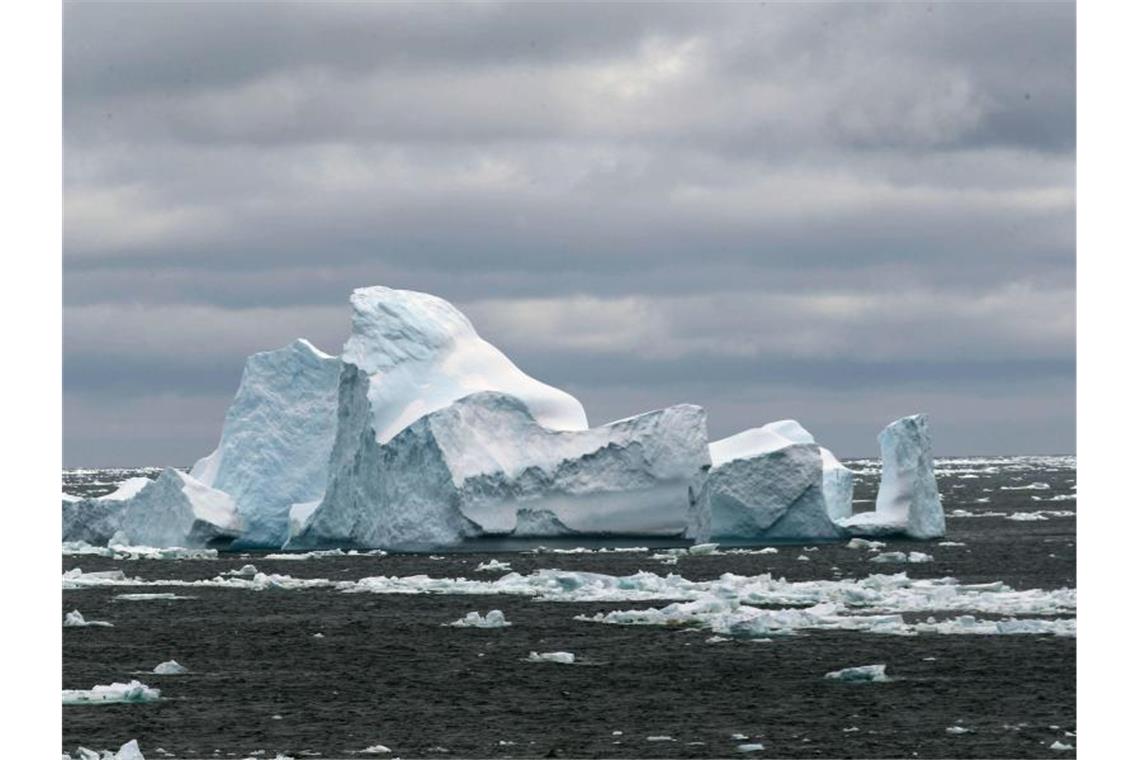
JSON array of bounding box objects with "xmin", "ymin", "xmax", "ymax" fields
[{"xmin": 62, "ymin": 458, "xmax": 1076, "ymax": 759}]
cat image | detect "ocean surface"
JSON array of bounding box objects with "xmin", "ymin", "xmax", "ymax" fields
[{"xmin": 62, "ymin": 457, "xmax": 1076, "ymax": 759}]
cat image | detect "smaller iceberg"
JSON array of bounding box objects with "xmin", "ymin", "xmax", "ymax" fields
[
  {"xmin": 62, "ymin": 681, "xmax": 160, "ymax": 705},
  {"xmin": 151, "ymin": 660, "xmax": 188, "ymax": 675},
  {"xmin": 63, "ymin": 610, "xmax": 113, "ymax": 628},
  {"xmin": 824, "ymin": 664, "xmax": 889, "ymax": 682},
  {"xmin": 704, "ymin": 420, "xmax": 848, "ymax": 541},
  {"xmin": 63, "ymin": 469, "xmax": 242, "ymax": 548},
  {"xmin": 66, "ymin": 740, "xmax": 146, "ymax": 760},
  {"xmin": 526, "ymin": 651, "xmax": 575, "ymax": 664},
  {"xmin": 447, "ymin": 610, "xmax": 511, "ymax": 628},
  {"xmin": 839, "ymin": 414, "xmax": 944, "ymax": 539}
]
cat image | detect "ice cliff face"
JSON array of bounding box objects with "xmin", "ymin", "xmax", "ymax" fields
[
  {"xmin": 343, "ymin": 286, "xmax": 587, "ymax": 443},
  {"xmin": 705, "ymin": 421, "xmax": 847, "ymax": 541},
  {"xmin": 62, "ymin": 469, "xmax": 242, "ymax": 547},
  {"xmin": 190, "ymin": 339, "xmax": 341, "ymax": 547},
  {"xmin": 294, "ymin": 387, "xmax": 710, "ymax": 549},
  {"xmin": 839, "ymin": 414, "xmax": 944, "ymax": 539},
  {"xmin": 711, "ymin": 419, "xmax": 857, "ymax": 533}
]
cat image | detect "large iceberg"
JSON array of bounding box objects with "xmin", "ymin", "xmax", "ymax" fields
[
  {"xmin": 840, "ymin": 414, "xmax": 944, "ymax": 539},
  {"xmin": 190, "ymin": 339, "xmax": 341, "ymax": 547},
  {"xmin": 294, "ymin": 388, "xmax": 710, "ymax": 549},
  {"xmin": 62, "ymin": 285, "xmax": 941, "ymax": 550}
]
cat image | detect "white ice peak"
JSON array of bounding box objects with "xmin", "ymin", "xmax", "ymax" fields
[{"xmin": 343, "ymin": 286, "xmax": 588, "ymax": 443}]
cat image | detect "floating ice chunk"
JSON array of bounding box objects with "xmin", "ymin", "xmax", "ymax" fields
[
  {"xmin": 360, "ymin": 745, "xmax": 392, "ymax": 754},
  {"xmin": 869, "ymin": 551, "xmax": 933, "ymax": 564},
  {"xmin": 846, "ymin": 538, "xmax": 885, "ymax": 551},
  {"xmin": 841, "ymin": 415, "xmax": 944, "ymax": 540},
  {"xmin": 824, "ymin": 664, "xmax": 888, "ymax": 682},
  {"xmin": 689, "ymin": 543, "xmax": 720, "ymax": 555},
  {"xmin": 63, "ymin": 469, "xmax": 242, "ymax": 549},
  {"xmin": 226, "ymin": 564, "xmax": 259, "ymax": 577},
  {"xmin": 1049, "ymin": 741, "xmax": 1074, "ymax": 751},
  {"xmin": 1001, "ymin": 482, "xmax": 1051, "ymax": 490},
  {"xmin": 526, "ymin": 651, "xmax": 575, "ymax": 664},
  {"xmin": 946, "ymin": 726, "xmax": 973, "ymax": 734},
  {"xmin": 114, "ymin": 593, "xmax": 194, "ymax": 601},
  {"xmin": 475, "ymin": 560, "xmax": 512, "ymax": 573},
  {"xmin": 938, "ymin": 541, "xmax": 966, "ymax": 547},
  {"xmin": 64, "ymin": 610, "xmax": 112, "ymax": 628},
  {"xmin": 152, "ymin": 660, "xmax": 187, "ymax": 675},
  {"xmin": 645, "ymin": 736, "xmax": 675, "ymax": 742},
  {"xmin": 1008, "ymin": 512, "xmax": 1049, "ymax": 521},
  {"xmin": 68, "ymin": 740, "xmax": 147, "ymax": 760},
  {"xmin": 448, "ymin": 610, "xmax": 511, "ymax": 628},
  {"xmin": 706, "ymin": 422, "xmax": 847, "ymax": 542},
  {"xmin": 709, "ymin": 419, "xmax": 854, "ymax": 524},
  {"xmin": 737, "ymin": 743, "xmax": 766, "ymax": 752},
  {"xmin": 62, "ymin": 680, "xmax": 160, "ymax": 705}
]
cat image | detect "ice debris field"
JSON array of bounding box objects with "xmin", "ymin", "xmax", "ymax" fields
[{"xmin": 63, "ymin": 285, "xmax": 947, "ymax": 552}]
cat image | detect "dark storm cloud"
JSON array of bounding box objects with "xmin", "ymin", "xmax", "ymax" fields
[{"xmin": 62, "ymin": 1, "xmax": 1075, "ymax": 465}]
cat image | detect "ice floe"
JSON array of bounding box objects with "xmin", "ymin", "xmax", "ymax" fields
[
  {"xmin": 62, "ymin": 681, "xmax": 160, "ymax": 705},
  {"xmin": 64, "ymin": 610, "xmax": 113, "ymax": 628},
  {"xmin": 869, "ymin": 551, "xmax": 933, "ymax": 564},
  {"xmin": 526, "ymin": 651, "xmax": 575, "ymax": 664},
  {"xmin": 825, "ymin": 664, "xmax": 888, "ymax": 682},
  {"xmin": 475, "ymin": 559, "xmax": 512, "ymax": 573},
  {"xmin": 447, "ymin": 610, "xmax": 511, "ymax": 628},
  {"xmin": 151, "ymin": 660, "xmax": 187, "ymax": 674}
]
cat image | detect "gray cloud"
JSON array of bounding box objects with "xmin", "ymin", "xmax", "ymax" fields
[{"xmin": 63, "ymin": 1, "xmax": 1075, "ymax": 465}]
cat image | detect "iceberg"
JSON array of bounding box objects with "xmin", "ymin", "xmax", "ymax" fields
[
  {"xmin": 526, "ymin": 651, "xmax": 575, "ymax": 664},
  {"xmin": 840, "ymin": 414, "xmax": 944, "ymax": 540},
  {"xmin": 60, "ymin": 284, "xmax": 944, "ymax": 550},
  {"xmin": 294, "ymin": 389, "xmax": 710, "ymax": 549},
  {"xmin": 66, "ymin": 740, "xmax": 146, "ymax": 760},
  {"xmin": 63, "ymin": 469, "xmax": 242, "ymax": 548},
  {"xmin": 62, "ymin": 681, "xmax": 160, "ymax": 705},
  {"xmin": 704, "ymin": 420, "xmax": 847, "ymax": 541},
  {"xmin": 190, "ymin": 339, "xmax": 342, "ymax": 547},
  {"xmin": 824, "ymin": 664, "xmax": 889, "ymax": 682},
  {"xmin": 447, "ymin": 610, "xmax": 511, "ymax": 628},
  {"xmin": 152, "ymin": 660, "xmax": 188, "ymax": 674},
  {"xmin": 63, "ymin": 610, "xmax": 113, "ymax": 628}
]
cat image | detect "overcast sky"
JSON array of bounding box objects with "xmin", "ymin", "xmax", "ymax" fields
[{"xmin": 63, "ymin": 1, "xmax": 1074, "ymax": 466}]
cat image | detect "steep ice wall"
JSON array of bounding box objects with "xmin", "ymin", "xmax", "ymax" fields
[
  {"xmin": 839, "ymin": 414, "xmax": 944, "ymax": 539},
  {"xmin": 705, "ymin": 426, "xmax": 845, "ymax": 541},
  {"xmin": 709, "ymin": 419, "xmax": 854, "ymax": 527},
  {"xmin": 190, "ymin": 339, "xmax": 341, "ymax": 546},
  {"xmin": 343, "ymin": 286, "xmax": 588, "ymax": 443},
  {"xmin": 62, "ymin": 469, "xmax": 242, "ymax": 547},
  {"xmin": 294, "ymin": 386, "xmax": 710, "ymax": 549}
]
